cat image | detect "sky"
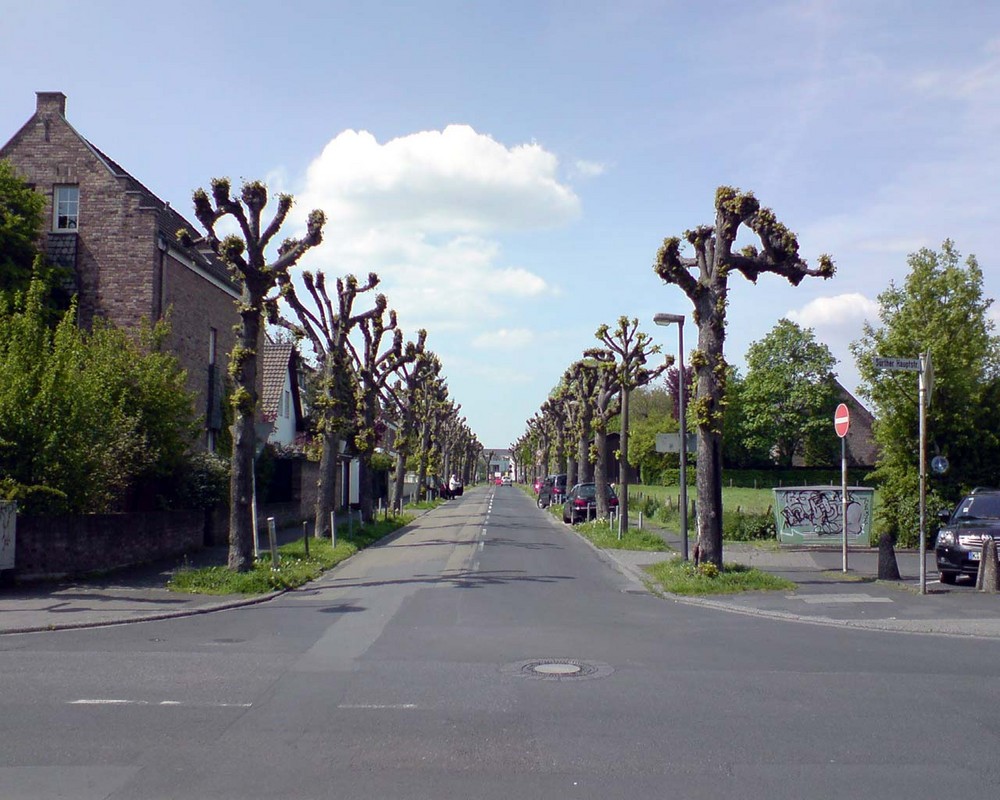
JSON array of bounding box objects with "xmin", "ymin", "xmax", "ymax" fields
[{"xmin": 2, "ymin": 0, "xmax": 999, "ymax": 449}]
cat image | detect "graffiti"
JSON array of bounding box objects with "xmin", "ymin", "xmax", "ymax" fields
[{"xmin": 773, "ymin": 487, "xmax": 873, "ymax": 544}]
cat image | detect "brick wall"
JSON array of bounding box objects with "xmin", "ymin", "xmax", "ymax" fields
[{"xmin": 15, "ymin": 511, "xmax": 205, "ymax": 579}]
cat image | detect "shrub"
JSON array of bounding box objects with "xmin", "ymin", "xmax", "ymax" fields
[{"xmin": 723, "ymin": 509, "xmax": 776, "ymax": 541}]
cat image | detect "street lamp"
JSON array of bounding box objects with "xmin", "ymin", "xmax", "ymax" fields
[{"xmin": 653, "ymin": 313, "xmax": 689, "ymax": 561}]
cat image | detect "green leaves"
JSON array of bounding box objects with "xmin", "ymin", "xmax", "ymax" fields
[
  {"xmin": 852, "ymin": 241, "xmax": 1000, "ymax": 544},
  {"xmin": 0, "ymin": 276, "xmax": 197, "ymax": 513}
]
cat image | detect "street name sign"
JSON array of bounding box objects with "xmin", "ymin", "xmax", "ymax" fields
[{"xmin": 873, "ymin": 356, "xmax": 921, "ymax": 371}]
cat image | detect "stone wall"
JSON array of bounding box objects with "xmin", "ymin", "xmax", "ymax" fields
[{"xmin": 15, "ymin": 511, "xmax": 205, "ymax": 579}]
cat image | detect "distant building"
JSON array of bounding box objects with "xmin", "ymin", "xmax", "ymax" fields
[{"xmin": 1, "ymin": 91, "xmax": 243, "ymax": 450}]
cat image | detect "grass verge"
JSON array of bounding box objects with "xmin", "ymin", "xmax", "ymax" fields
[
  {"xmin": 570, "ymin": 519, "xmax": 670, "ymax": 551},
  {"xmin": 168, "ymin": 514, "xmax": 414, "ymax": 595},
  {"xmin": 644, "ymin": 556, "xmax": 796, "ymax": 595}
]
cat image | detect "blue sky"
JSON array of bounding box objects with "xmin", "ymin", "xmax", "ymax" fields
[{"xmin": 3, "ymin": 1, "xmax": 999, "ymax": 449}]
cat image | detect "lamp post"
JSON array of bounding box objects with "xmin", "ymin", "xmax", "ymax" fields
[{"xmin": 654, "ymin": 313, "xmax": 688, "ymax": 561}]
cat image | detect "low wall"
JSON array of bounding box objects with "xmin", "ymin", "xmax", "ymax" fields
[{"xmin": 15, "ymin": 510, "xmax": 206, "ymax": 579}]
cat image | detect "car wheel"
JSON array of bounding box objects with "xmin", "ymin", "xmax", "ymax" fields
[{"xmin": 939, "ymin": 571, "xmax": 958, "ymax": 585}]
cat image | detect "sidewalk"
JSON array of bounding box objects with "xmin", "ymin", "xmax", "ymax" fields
[{"xmin": 600, "ymin": 521, "xmax": 1000, "ymax": 639}]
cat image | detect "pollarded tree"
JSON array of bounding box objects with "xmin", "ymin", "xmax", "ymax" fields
[
  {"xmin": 592, "ymin": 316, "xmax": 668, "ymax": 531},
  {"xmin": 565, "ymin": 360, "xmax": 600, "ymax": 484},
  {"xmin": 348, "ymin": 296, "xmax": 417, "ymax": 523},
  {"xmin": 188, "ymin": 178, "xmax": 325, "ymax": 571},
  {"xmin": 654, "ymin": 186, "xmax": 834, "ymax": 568},
  {"xmin": 742, "ymin": 318, "xmax": 838, "ymax": 467},
  {"xmin": 851, "ymin": 240, "xmax": 1000, "ymax": 545},
  {"xmin": 387, "ymin": 347, "xmax": 438, "ymax": 512},
  {"xmin": 271, "ymin": 271, "xmax": 382, "ymax": 537}
]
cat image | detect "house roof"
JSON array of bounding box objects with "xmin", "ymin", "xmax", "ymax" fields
[
  {"xmin": 262, "ymin": 340, "xmax": 296, "ymax": 422},
  {"xmin": 0, "ymin": 94, "xmax": 236, "ymax": 292},
  {"xmin": 82, "ymin": 140, "xmax": 236, "ymax": 289}
]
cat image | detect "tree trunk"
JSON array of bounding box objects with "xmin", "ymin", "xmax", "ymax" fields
[
  {"xmin": 689, "ymin": 281, "xmax": 727, "ymax": 568},
  {"xmin": 228, "ymin": 306, "xmax": 260, "ymax": 572},
  {"xmin": 578, "ymin": 409, "xmax": 593, "ymax": 483},
  {"xmin": 314, "ymin": 429, "xmax": 341, "ymax": 538},
  {"xmin": 391, "ymin": 450, "xmax": 407, "ymax": 512},
  {"xmin": 594, "ymin": 428, "xmax": 609, "ymax": 518},
  {"xmin": 619, "ymin": 388, "xmax": 630, "ymax": 532},
  {"xmin": 416, "ymin": 420, "xmax": 431, "ymax": 501}
]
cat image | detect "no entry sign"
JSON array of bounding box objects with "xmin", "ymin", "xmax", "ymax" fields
[{"xmin": 834, "ymin": 403, "xmax": 850, "ymax": 438}]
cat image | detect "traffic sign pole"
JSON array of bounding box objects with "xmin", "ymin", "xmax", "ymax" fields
[{"xmin": 834, "ymin": 403, "xmax": 850, "ymax": 573}]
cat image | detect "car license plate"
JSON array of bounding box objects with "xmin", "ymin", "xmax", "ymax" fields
[{"xmin": 969, "ymin": 551, "xmax": 981, "ymax": 561}]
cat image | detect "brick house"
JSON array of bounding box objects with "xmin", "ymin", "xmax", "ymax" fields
[{"xmin": 0, "ymin": 91, "xmax": 241, "ymax": 450}]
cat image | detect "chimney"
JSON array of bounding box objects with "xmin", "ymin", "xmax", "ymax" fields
[{"xmin": 36, "ymin": 91, "xmax": 67, "ymax": 117}]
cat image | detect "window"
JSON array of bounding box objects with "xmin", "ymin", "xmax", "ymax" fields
[
  {"xmin": 54, "ymin": 185, "xmax": 79, "ymax": 230},
  {"xmin": 284, "ymin": 390, "xmax": 291, "ymax": 418}
]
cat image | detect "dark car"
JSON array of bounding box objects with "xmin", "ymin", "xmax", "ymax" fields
[
  {"xmin": 562, "ymin": 482, "xmax": 619, "ymax": 524},
  {"xmin": 537, "ymin": 474, "xmax": 568, "ymax": 508},
  {"xmin": 935, "ymin": 488, "xmax": 1000, "ymax": 584}
]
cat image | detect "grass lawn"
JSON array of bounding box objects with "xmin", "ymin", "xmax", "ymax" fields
[
  {"xmin": 644, "ymin": 556, "xmax": 796, "ymax": 595},
  {"xmin": 169, "ymin": 513, "xmax": 414, "ymax": 595}
]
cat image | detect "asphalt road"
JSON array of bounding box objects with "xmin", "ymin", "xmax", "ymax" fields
[{"xmin": 2, "ymin": 486, "xmax": 999, "ymax": 799}]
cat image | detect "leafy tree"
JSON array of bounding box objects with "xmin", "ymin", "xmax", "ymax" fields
[
  {"xmin": 626, "ymin": 384, "xmax": 677, "ymax": 485},
  {"xmin": 187, "ymin": 178, "xmax": 325, "ymax": 571},
  {"xmin": 0, "ymin": 159, "xmax": 45, "ymax": 301},
  {"xmin": 654, "ymin": 186, "xmax": 834, "ymax": 567},
  {"xmin": 851, "ymin": 241, "xmax": 1000, "ymax": 545},
  {"xmin": 0, "ymin": 275, "xmax": 197, "ymax": 514},
  {"xmin": 741, "ymin": 318, "xmax": 839, "ymax": 467}
]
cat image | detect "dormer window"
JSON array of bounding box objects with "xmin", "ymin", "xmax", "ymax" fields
[{"xmin": 54, "ymin": 185, "xmax": 79, "ymax": 230}]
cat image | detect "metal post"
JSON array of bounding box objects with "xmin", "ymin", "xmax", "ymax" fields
[
  {"xmin": 330, "ymin": 510, "xmax": 336, "ymax": 548},
  {"xmin": 303, "ymin": 520, "xmax": 309, "ymax": 558},
  {"xmin": 841, "ymin": 436, "xmax": 848, "ymax": 573},
  {"xmin": 252, "ymin": 469, "xmax": 259, "ymax": 558},
  {"xmin": 266, "ymin": 516, "xmax": 279, "ymax": 569},
  {"xmin": 678, "ymin": 321, "xmax": 688, "ymax": 561},
  {"xmin": 919, "ymin": 353, "xmax": 928, "ymax": 595}
]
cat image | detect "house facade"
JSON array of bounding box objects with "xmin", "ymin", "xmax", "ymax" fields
[{"xmin": 0, "ymin": 91, "xmax": 242, "ymax": 450}]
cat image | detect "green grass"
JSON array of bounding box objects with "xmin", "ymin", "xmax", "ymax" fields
[
  {"xmin": 570, "ymin": 518, "xmax": 670, "ymax": 551},
  {"xmin": 644, "ymin": 556, "xmax": 796, "ymax": 595},
  {"xmin": 405, "ymin": 498, "xmax": 445, "ymax": 511},
  {"xmin": 168, "ymin": 514, "xmax": 413, "ymax": 595}
]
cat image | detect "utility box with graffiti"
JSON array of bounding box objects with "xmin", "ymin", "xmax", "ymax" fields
[
  {"xmin": 773, "ymin": 486, "xmax": 875, "ymax": 546},
  {"xmin": 0, "ymin": 502, "xmax": 15, "ymax": 577}
]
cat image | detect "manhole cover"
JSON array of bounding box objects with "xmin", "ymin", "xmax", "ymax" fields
[{"xmin": 502, "ymin": 658, "xmax": 614, "ymax": 681}]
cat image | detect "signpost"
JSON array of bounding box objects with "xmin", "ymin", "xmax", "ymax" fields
[
  {"xmin": 873, "ymin": 353, "xmax": 932, "ymax": 594},
  {"xmin": 834, "ymin": 403, "xmax": 850, "ymax": 572}
]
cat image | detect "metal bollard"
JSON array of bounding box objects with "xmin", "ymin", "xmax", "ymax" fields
[
  {"xmin": 266, "ymin": 517, "xmax": 279, "ymax": 569},
  {"xmin": 330, "ymin": 510, "xmax": 336, "ymax": 548},
  {"xmin": 303, "ymin": 520, "xmax": 309, "ymax": 558}
]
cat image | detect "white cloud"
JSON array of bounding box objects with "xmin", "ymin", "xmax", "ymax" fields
[
  {"xmin": 471, "ymin": 328, "xmax": 534, "ymax": 349},
  {"xmin": 786, "ymin": 293, "xmax": 879, "ymax": 330},
  {"xmin": 291, "ymin": 125, "xmax": 578, "ymax": 336}
]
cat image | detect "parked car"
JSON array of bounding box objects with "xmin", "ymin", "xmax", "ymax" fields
[
  {"xmin": 501, "ymin": 475, "xmax": 512, "ymax": 486},
  {"xmin": 537, "ymin": 474, "xmax": 568, "ymax": 508},
  {"xmin": 935, "ymin": 488, "xmax": 1000, "ymax": 584},
  {"xmin": 562, "ymin": 482, "xmax": 618, "ymax": 524},
  {"xmin": 533, "ymin": 477, "xmax": 544, "ymax": 494}
]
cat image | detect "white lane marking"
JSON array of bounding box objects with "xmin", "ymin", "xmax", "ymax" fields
[
  {"xmin": 795, "ymin": 594, "xmax": 894, "ymax": 604},
  {"xmin": 478, "ymin": 540, "xmax": 484, "ymax": 552},
  {"xmin": 338, "ymin": 704, "xmax": 418, "ymax": 710},
  {"xmin": 70, "ymin": 699, "xmax": 252, "ymax": 707}
]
